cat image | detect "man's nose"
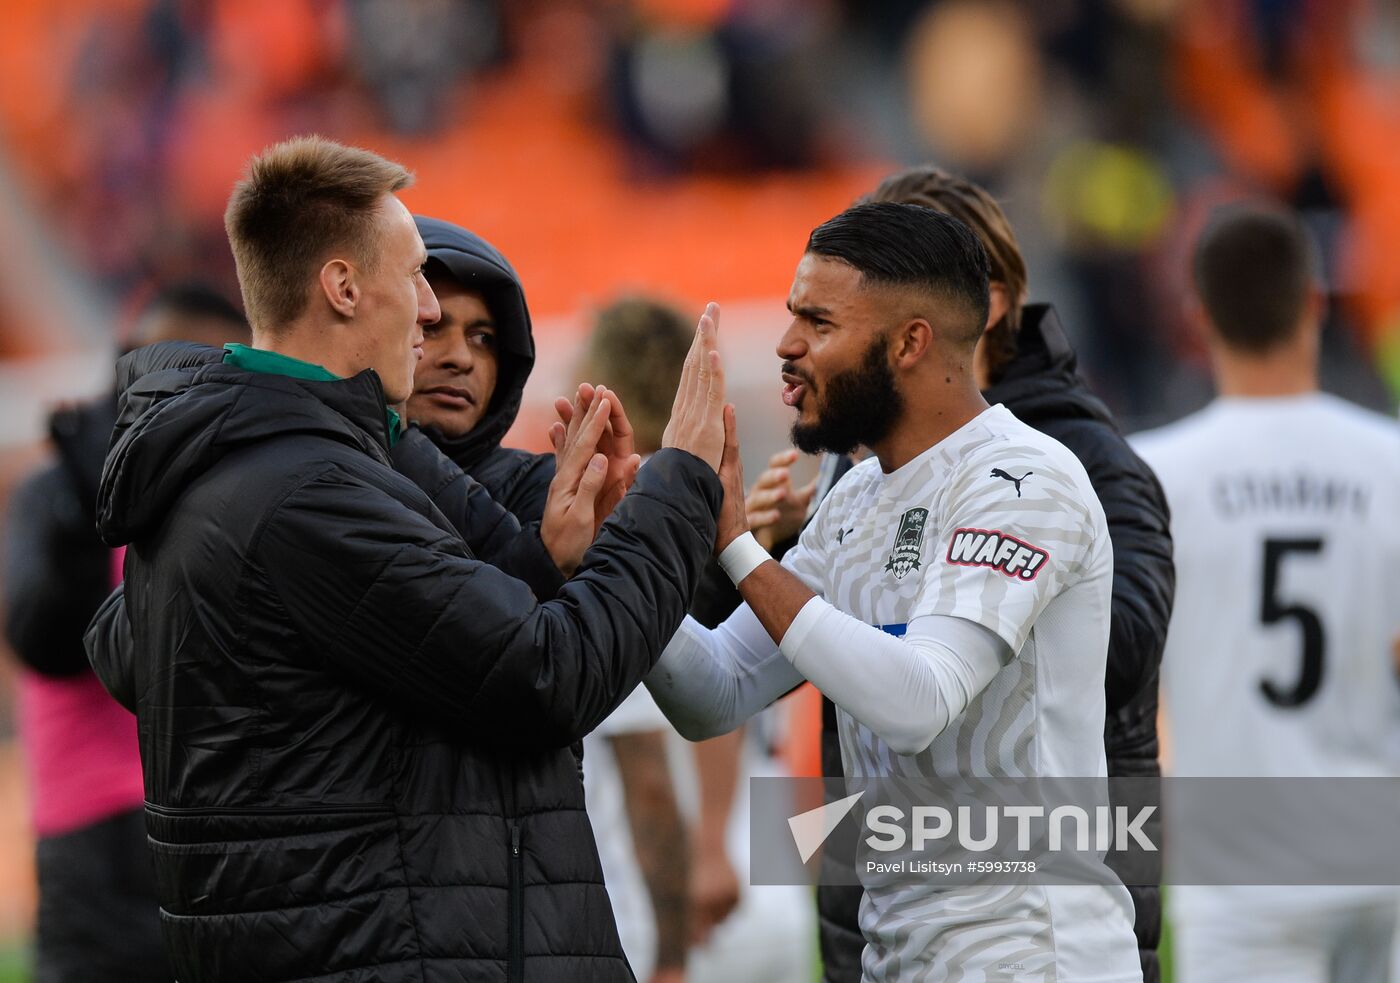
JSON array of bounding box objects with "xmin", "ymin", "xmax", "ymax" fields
[
  {"xmin": 419, "ymin": 281, "xmax": 441, "ymax": 326},
  {"xmin": 439, "ymin": 335, "xmax": 476, "ymax": 372},
  {"xmin": 776, "ymin": 321, "xmax": 806, "ymax": 361}
]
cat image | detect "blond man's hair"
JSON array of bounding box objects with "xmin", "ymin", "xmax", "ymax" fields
[{"xmin": 224, "ymin": 135, "xmax": 412, "ymax": 332}]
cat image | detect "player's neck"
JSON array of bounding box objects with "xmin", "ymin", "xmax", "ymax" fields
[
  {"xmin": 871, "ymin": 390, "xmax": 990, "ymax": 473},
  {"xmin": 252, "ymin": 320, "xmax": 360, "ymax": 380},
  {"xmin": 1211, "ymin": 340, "xmax": 1317, "ymax": 400}
]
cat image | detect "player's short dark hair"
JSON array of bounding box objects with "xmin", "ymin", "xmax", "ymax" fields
[
  {"xmin": 1193, "ymin": 202, "xmax": 1317, "ymax": 353},
  {"xmin": 865, "ymin": 165, "xmax": 1026, "ymax": 380},
  {"xmin": 805, "ymin": 202, "xmax": 991, "ymax": 348}
]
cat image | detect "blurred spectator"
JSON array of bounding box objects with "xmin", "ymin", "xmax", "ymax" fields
[
  {"xmin": 346, "ymin": 0, "xmax": 497, "ymax": 135},
  {"xmin": 3, "ymin": 282, "xmax": 247, "ymax": 983},
  {"xmin": 904, "ymin": 0, "xmax": 1043, "ymax": 181},
  {"xmin": 606, "ymin": 1, "xmax": 835, "ymax": 173},
  {"xmin": 1172, "ymin": 0, "xmax": 1400, "ymax": 391}
]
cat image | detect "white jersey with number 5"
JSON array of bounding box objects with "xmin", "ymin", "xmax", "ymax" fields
[{"xmin": 1132, "ymin": 394, "xmax": 1400, "ymax": 780}]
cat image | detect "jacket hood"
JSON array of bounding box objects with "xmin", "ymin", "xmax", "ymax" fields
[
  {"xmin": 97, "ymin": 342, "xmax": 393, "ymax": 546},
  {"xmin": 983, "ymin": 303, "xmax": 1118, "ymax": 432},
  {"xmin": 48, "ymin": 392, "xmax": 119, "ymax": 523},
  {"xmin": 414, "ymin": 216, "xmax": 536, "ymax": 471}
]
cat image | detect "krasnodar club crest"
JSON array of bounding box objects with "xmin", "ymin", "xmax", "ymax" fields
[{"xmin": 884, "ymin": 507, "xmax": 929, "ymax": 580}]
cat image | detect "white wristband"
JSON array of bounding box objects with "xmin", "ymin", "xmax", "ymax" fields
[{"xmin": 718, "ymin": 531, "xmax": 770, "ymax": 585}]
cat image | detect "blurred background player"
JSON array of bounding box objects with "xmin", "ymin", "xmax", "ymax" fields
[
  {"xmin": 3, "ymin": 284, "xmax": 248, "ymax": 983},
  {"xmin": 740, "ymin": 166, "xmax": 1175, "ymax": 982},
  {"xmin": 576, "ymin": 297, "xmax": 701, "ymax": 983},
  {"xmin": 1133, "ymin": 202, "xmax": 1400, "ymax": 983},
  {"xmin": 580, "ymin": 296, "xmax": 813, "ymax": 983}
]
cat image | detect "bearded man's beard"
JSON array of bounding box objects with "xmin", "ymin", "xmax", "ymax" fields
[{"xmin": 790, "ymin": 337, "xmax": 904, "ymax": 456}]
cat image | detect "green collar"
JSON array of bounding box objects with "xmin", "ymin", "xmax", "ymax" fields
[{"xmin": 222, "ymin": 344, "xmax": 401, "ymax": 446}]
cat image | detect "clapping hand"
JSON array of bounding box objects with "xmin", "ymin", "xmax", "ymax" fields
[
  {"xmin": 550, "ymin": 383, "xmax": 643, "ymax": 537},
  {"xmin": 540, "ymin": 388, "xmax": 637, "ymax": 575}
]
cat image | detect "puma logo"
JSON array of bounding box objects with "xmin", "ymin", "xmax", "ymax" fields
[
  {"xmin": 990, "ymin": 468, "xmax": 1033, "ymax": 498},
  {"xmin": 836, "ymin": 526, "xmax": 855, "ymax": 545}
]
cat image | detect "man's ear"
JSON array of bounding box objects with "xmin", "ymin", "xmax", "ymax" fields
[
  {"xmin": 986, "ymin": 281, "xmax": 1011, "ymax": 335},
  {"xmin": 319, "ymin": 259, "xmax": 359, "ymax": 318},
  {"xmin": 891, "ymin": 317, "xmax": 933, "ymax": 369}
]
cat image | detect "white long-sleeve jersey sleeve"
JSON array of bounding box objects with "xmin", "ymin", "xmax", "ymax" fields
[{"xmin": 645, "ymin": 599, "xmax": 1010, "ymax": 755}]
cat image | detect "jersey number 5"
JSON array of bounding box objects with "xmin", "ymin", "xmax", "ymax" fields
[{"xmin": 1258, "ymin": 537, "xmax": 1326, "ymax": 709}]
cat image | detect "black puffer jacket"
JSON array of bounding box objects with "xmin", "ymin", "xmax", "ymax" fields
[
  {"xmin": 85, "ymin": 342, "xmax": 721, "ymax": 983},
  {"xmin": 414, "ymin": 216, "xmax": 554, "ymax": 520},
  {"xmin": 816, "ymin": 305, "xmax": 1174, "ymax": 982},
  {"xmin": 5, "ymin": 396, "xmax": 117, "ymax": 676}
]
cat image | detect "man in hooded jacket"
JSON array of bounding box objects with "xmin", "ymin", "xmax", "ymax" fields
[{"xmin": 407, "ymin": 216, "xmax": 555, "ymax": 520}]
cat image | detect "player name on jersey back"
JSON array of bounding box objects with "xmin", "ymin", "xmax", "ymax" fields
[{"xmin": 1211, "ymin": 470, "xmax": 1370, "ymax": 519}]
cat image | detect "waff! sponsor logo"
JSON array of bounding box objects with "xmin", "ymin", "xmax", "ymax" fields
[{"xmin": 946, "ymin": 528, "xmax": 1049, "ymax": 581}]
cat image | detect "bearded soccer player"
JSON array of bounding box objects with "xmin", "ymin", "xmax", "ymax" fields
[{"xmin": 644, "ymin": 202, "xmax": 1142, "ymax": 980}]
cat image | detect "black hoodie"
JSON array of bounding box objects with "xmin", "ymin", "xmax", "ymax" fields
[
  {"xmin": 84, "ymin": 341, "xmax": 722, "ymax": 983},
  {"xmin": 4, "ymin": 396, "xmax": 118, "ymax": 676},
  {"xmin": 413, "ymin": 216, "xmax": 555, "ymax": 521}
]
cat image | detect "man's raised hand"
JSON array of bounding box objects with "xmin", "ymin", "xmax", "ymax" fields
[
  {"xmin": 550, "ymin": 382, "xmax": 643, "ymax": 534},
  {"xmin": 540, "ymin": 389, "xmax": 623, "ymax": 575},
  {"xmin": 661, "ymin": 303, "xmax": 726, "ymax": 472},
  {"xmin": 745, "ymin": 449, "xmax": 816, "ymax": 551},
  {"xmin": 714, "ymin": 404, "xmax": 748, "ymax": 554}
]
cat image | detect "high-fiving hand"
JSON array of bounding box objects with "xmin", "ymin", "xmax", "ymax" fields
[
  {"xmin": 543, "ymin": 302, "xmax": 740, "ymax": 573},
  {"xmin": 662, "ymin": 302, "xmax": 727, "ymax": 472},
  {"xmin": 540, "ymin": 386, "xmax": 639, "ymax": 575},
  {"xmin": 550, "ymin": 382, "xmax": 642, "ymax": 534}
]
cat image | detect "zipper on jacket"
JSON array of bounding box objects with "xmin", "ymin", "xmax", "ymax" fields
[{"xmin": 508, "ymin": 822, "xmax": 524, "ymax": 983}]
